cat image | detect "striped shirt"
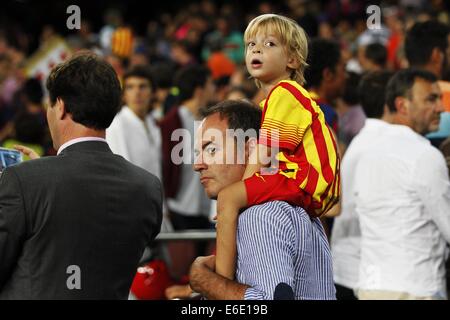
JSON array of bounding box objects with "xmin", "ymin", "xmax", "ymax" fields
[
  {"xmin": 235, "ymin": 201, "xmax": 336, "ymax": 300},
  {"xmin": 259, "ymin": 80, "xmax": 340, "ymax": 217}
]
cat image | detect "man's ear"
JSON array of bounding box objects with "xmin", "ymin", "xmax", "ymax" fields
[
  {"xmin": 245, "ymin": 137, "xmax": 258, "ymax": 161},
  {"xmin": 194, "ymin": 86, "xmax": 203, "ymax": 99},
  {"xmin": 394, "ymin": 96, "xmax": 409, "ymax": 115},
  {"xmin": 55, "ymin": 98, "xmax": 67, "ymax": 120},
  {"xmin": 430, "ymin": 47, "xmax": 444, "ymax": 66},
  {"xmin": 322, "ymin": 68, "xmax": 334, "ymax": 83}
]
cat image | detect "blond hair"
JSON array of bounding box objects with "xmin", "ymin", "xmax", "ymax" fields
[{"xmin": 244, "ymin": 14, "xmax": 308, "ymax": 85}]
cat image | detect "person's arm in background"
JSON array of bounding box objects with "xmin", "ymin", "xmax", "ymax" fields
[
  {"xmin": 191, "ymin": 205, "xmax": 296, "ymax": 300},
  {"xmin": 14, "ymin": 145, "xmax": 40, "ymax": 160},
  {"xmin": 416, "ymin": 149, "xmax": 450, "ymax": 243},
  {"xmin": 0, "ymin": 168, "xmax": 27, "ymax": 289},
  {"xmin": 324, "ymin": 201, "xmax": 341, "ymax": 217}
]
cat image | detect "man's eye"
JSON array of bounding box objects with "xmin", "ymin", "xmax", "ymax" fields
[
  {"xmin": 426, "ymin": 96, "xmax": 439, "ymax": 103},
  {"xmin": 206, "ymin": 146, "xmax": 216, "ymax": 155}
]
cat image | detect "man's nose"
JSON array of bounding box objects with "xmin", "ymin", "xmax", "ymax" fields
[
  {"xmin": 193, "ymin": 153, "xmax": 206, "ymax": 172},
  {"xmin": 436, "ymin": 98, "xmax": 445, "ymax": 113}
]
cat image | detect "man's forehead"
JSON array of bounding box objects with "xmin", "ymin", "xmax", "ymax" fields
[
  {"xmin": 124, "ymin": 76, "xmax": 150, "ymax": 86},
  {"xmin": 202, "ymin": 114, "xmax": 229, "ymax": 133},
  {"xmin": 196, "ymin": 114, "xmax": 228, "ymax": 144},
  {"xmin": 412, "ymin": 78, "xmax": 441, "ymax": 95}
]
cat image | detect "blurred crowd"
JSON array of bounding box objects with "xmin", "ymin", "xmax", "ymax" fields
[
  {"xmin": 1, "ymin": 0, "xmax": 449, "ymax": 154},
  {"xmin": 1, "ymin": 0, "xmax": 450, "ymax": 300}
]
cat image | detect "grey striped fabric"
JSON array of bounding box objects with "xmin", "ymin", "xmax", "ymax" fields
[{"xmin": 235, "ymin": 201, "xmax": 336, "ymax": 300}]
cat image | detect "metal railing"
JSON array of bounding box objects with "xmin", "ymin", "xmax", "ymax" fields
[{"xmin": 155, "ymin": 229, "xmax": 216, "ymax": 242}]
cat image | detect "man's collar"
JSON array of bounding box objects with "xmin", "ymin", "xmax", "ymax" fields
[{"xmin": 57, "ymin": 137, "xmax": 107, "ymax": 155}]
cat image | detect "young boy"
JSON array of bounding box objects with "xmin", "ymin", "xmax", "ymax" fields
[{"xmin": 215, "ymin": 14, "xmax": 340, "ymax": 280}]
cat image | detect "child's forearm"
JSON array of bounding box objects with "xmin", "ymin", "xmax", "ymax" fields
[
  {"xmin": 215, "ymin": 182, "xmax": 248, "ymax": 280},
  {"xmin": 215, "ymin": 213, "xmax": 238, "ymax": 280}
]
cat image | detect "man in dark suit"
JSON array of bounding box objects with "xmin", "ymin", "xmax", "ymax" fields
[{"xmin": 0, "ymin": 53, "xmax": 163, "ymax": 299}]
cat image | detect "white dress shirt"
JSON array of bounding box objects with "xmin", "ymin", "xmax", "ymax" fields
[
  {"xmin": 354, "ymin": 124, "xmax": 450, "ymax": 298},
  {"xmin": 106, "ymin": 106, "xmax": 162, "ymax": 180},
  {"xmin": 331, "ymin": 119, "xmax": 392, "ymax": 289}
]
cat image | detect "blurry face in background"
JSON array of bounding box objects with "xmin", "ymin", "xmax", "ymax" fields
[
  {"xmin": 406, "ymin": 78, "xmax": 443, "ymax": 135},
  {"xmin": 123, "ymin": 76, "xmax": 152, "ymax": 114},
  {"xmin": 318, "ymin": 22, "xmax": 334, "ymax": 40},
  {"xmin": 216, "ymin": 18, "xmax": 229, "ymax": 35},
  {"xmin": 170, "ymin": 44, "xmax": 192, "ymax": 66},
  {"xmin": 129, "ymin": 53, "xmax": 149, "ymax": 68}
]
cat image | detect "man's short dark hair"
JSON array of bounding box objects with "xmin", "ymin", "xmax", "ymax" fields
[
  {"xmin": 365, "ymin": 43, "xmax": 387, "ymax": 68},
  {"xmin": 358, "ymin": 71, "xmax": 393, "ymax": 118},
  {"xmin": 23, "ymin": 78, "xmax": 44, "ymax": 105},
  {"xmin": 174, "ymin": 65, "xmax": 211, "ymax": 102},
  {"xmin": 304, "ymin": 38, "xmax": 341, "ymax": 89},
  {"xmin": 405, "ymin": 20, "xmax": 449, "ymax": 67},
  {"xmin": 200, "ymin": 100, "xmax": 261, "ymax": 136},
  {"xmin": 46, "ymin": 53, "xmax": 121, "ymax": 130},
  {"xmin": 123, "ymin": 65, "xmax": 155, "ymax": 91},
  {"xmin": 385, "ymin": 68, "xmax": 438, "ymax": 113}
]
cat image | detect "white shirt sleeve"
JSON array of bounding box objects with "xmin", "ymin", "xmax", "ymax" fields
[{"xmin": 415, "ymin": 148, "xmax": 450, "ymax": 244}]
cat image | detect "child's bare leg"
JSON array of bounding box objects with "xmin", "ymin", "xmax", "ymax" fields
[{"xmin": 215, "ymin": 181, "xmax": 248, "ymax": 280}]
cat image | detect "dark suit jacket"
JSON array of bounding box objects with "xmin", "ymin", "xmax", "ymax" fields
[{"xmin": 0, "ymin": 141, "xmax": 162, "ymax": 299}]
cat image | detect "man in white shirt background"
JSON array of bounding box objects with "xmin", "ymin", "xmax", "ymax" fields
[
  {"xmin": 106, "ymin": 65, "xmax": 162, "ymax": 181},
  {"xmin": 355, "ymin": 68, "xmax": 450, "ymax": 300},
  {"xmin": 331, "ymin": 71, "xmax": 394, "ymax": 300}
]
